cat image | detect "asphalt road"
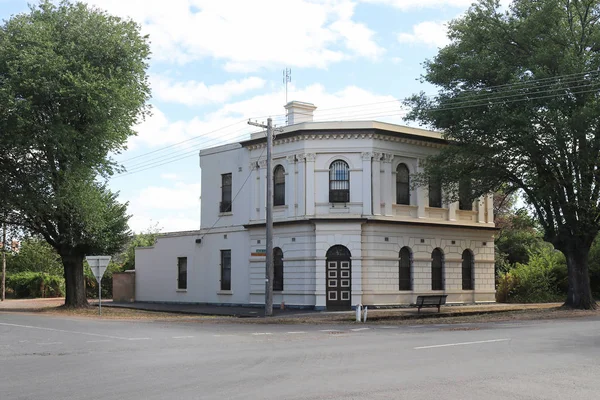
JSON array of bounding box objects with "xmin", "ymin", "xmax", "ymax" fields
[{"xmin": 1, "ymin": 313, "xmax": 600, "ymax": 400}]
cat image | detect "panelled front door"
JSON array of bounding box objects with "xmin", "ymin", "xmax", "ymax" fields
[{"xmin": 325, "ymin": 245, "xmax": 352, "ymax": 311}]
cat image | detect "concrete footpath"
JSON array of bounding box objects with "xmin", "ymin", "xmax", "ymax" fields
[{"xmin": 93, "ymin": 299, "xmax": 561, "ymax": 319}]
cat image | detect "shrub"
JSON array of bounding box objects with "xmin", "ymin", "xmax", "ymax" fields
[
  {"xmin": 496, "ymin": 243, "xmax": 567, "ymax": 303},
  {"xmin": 6, "ymin": 272, "xmax": 64, "ymax": 298}
]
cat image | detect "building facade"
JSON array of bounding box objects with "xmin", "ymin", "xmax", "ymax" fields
[{"xmin": 135, "ymin": 102, "xmax": 497, "ymax": 310}]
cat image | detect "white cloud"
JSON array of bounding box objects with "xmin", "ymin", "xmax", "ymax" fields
[
  {"xmin": 83, "ymin": 0, "xmax": 384, "ymax": 71},
  {"xmin": 398, "ymin": 21, "xmax": 450, "ymax": 48},
  {"xmin": 125, "ymin": 182, "xmax": 201, "ymax": 232},
  {"xmin": 129, "ymin": 83, "xmax": 405, "ymax": 150},
  {"xmin": 160, "ymin": 173, "xmax": 179, "ymax": 180},
  {"xmin": 130, "ymin": 182, "xmax": 201, "ymax": 211},
  {"xmin": 363, "ymin": 0, "xmax": 512, "ymax": 11},
  {"xmin": 151, "ymin": 75, "xmax": 265, "ymax": 106},
  {"xmin": 128, "ymin": 214, "xmax": 199, "ymax": 233},
  {"xmin": 361, "ymin": 0, "xmax": 473, "ymax": 9}
]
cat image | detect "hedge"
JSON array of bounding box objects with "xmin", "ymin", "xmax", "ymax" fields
[{"xmin": 6, "ymin": 272, "xmax": 65, "ymax": 298}]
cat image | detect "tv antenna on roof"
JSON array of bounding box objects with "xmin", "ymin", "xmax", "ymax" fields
[{"xmin": 283, "ymin": 68, "xmax": 291, "ymax": 104}]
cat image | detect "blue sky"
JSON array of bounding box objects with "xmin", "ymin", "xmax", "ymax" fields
[{"xmin": 1, "ymin": 0, "xmax": 509, "ymax": 233}]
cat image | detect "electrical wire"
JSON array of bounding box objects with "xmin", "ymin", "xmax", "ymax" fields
[{"xmin": 111, "ymin": 71, "xmax": 600, "ymax": 177}]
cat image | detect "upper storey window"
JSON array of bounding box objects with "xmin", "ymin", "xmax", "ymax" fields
[
  {"xmin": 428, "ymin": 179, "xmax": 442, "ymax": 208},
  {"xmin": 459, "ymin": 179, "xmax": 473, "ymax": 211},
  {"xmin": 329, "ymin": 160, "xmax": 350, "ymax": 203},
  {"xmin": 274, "ymin": 165, "xmax": 285, "ymax": 206},
  {"xmin": 220, "ymin": 173, "xmax": 232, "ymax": 213},
  {"xmin": 396, "ymin": 163, "xmax": 410, "ymax": 205}
]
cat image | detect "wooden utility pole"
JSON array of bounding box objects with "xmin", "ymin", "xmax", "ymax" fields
[
  {"xmin": 248, "ymin": 118, "xmax": 278, "ymax": 316},
  {"xmin": 2, "ymin": 223, "xmax": 6, "ymax": 301}
]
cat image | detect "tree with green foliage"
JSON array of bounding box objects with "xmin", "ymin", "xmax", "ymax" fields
[
  {"xmin": 0, "ymin": 1, "xmax": 150, "ymax": 307},
  {"xmin": 119, "ymin": 224, "xmax": 161, "ymax": 271},
  {"xmin": 6, "ymin": 237, "xmax": 63, "ymax": 275},
  {"xmin": 406, "ymin": 0, "xmax": 600, "ymax": 309}
]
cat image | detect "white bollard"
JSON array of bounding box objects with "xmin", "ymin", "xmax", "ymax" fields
[
  {"xmin": 356, "ymin": 304, "xmax": 362, "ymax": 322},
  {"xmin": 363, "ymin": 306, "xmax": 368, "ymax": 323}
]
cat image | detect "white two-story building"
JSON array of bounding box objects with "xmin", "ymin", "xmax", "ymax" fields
[{"xmin": 135, "ymin": 101, "xmax": 497, "ymax": 310}]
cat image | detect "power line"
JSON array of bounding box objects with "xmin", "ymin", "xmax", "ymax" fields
[
  {"xmin": 117, "ymin": 119, "xmax": 248, "ymax": 163},
  {"xmin": 111, "ymin": 72, "xmax": 600, "ymax": 177},
  {"xmin": 121, "ymin": 125, "xmax": 254, "ymax": 170}
]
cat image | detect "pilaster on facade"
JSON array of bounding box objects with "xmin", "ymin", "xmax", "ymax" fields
[
  {"xmin": 477, "ymin": 196, "xmax": 485, "ymax": 223},
  {"xmin": 249, "ymin": 161, "xmax": 258, "ymax": 220},
  {"xmin": 361, "ymin": 152, "xmax": 373, "ymax": 216},
  {"xmin": 485, "ymin": 193, "xmax": 494, "ymax": 224},
  {"xmin": 296, "ymin": 153, "xmax": 306, "ymax": 217},
  {"xmin": 304, "ymin": 153, "xmax": 316, "ymax": 216},
  {"xmin": 286, "ymin": 155, "xmax": 297, "ymax": 218},
  {"xmin": 448, "ymin": 201, "xmax": 458, "ymax": 221},
  {"xmin": 416, "ymin": 158, "xmax": 426, "ymax": 218},
  {"xmin": 382, "ymin": 153, "xmax": 393, "ymax": 216},
  {"xmin": 372, "ymin": 152, "xmax": 382, "ymax": 216},
  {"xmin": 258, "ymin": 159, "xmax": 267, "ymax": 220}
]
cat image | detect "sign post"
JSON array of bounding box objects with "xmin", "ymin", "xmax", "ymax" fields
[{"xmin": 86, "ymin": 256, "xmax": 111, "ymax": 315}]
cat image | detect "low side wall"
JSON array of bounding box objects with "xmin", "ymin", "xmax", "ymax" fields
[{"xmin": 113, "ymin": 270, "xmax": 135, "ymax": 302}]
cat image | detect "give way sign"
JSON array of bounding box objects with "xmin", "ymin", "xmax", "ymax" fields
[{"xmin": 86, "ymin": 256, "xmax": 112, "ymax": 283}]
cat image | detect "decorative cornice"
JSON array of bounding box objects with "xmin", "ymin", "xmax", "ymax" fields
[
  {"xmin": 372, "ymin": 152, "xmax": 383, "ymax": 161},
  {"xmin": 361, "ymin": 152, "xmax": 373, "ymax": 161},
  {"xmin": 245, "ymin": 131, "xmax": 445, "ymax": 151},
  {"xmin": 258, "ymin": 160, "xmax": 267, "ymax": 168},
  {"xmin": 286, "ymin": 155, "xmax": 296, "ymax": 163}
]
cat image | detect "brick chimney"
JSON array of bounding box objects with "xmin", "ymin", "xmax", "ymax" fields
[{"xmin": 284, "ymin": 101, "xmax": 317, "ymax": 125}]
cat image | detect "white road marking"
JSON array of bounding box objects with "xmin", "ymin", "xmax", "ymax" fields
[
  {"xmin": 213, "ymin": 334, "xmax": 236, "ymax": 337},
  {"xmin": 127, "ymin": 338, "xmax": 151, "ymax": 341},
  {"xmin": 36, "ymin": 342, "xmax": 62, "ymax": 345},
  {"xmin": 414, "ymin": 338, "xmax": 511, "ymax": 350},
  {"xmin": 286, "ymin": 331, "xmax": 306, "ymax": 334},
  {"xmin": 319, "ymin": 329, "xmax": 340, "ymax": 332},
  {"xmin": 0, "ymin": 322, "xmax": 131, "ymax": 340},
  {"xmin": 379, "ymin": 326, "xmax": 398, "ymax": 329},
  {"xmin": 251, "ymin": 332, "xmax": 273, "ymax": 336},
  {"xmin": 86, "ymin": 340, "xmax": 112, "ymax": 343},
  {"xmin": 172, "ymin": 336, "xmax": 195, "ymax": 339},
  {"xmin": 351, "ymin": 328, "xmax": 370, "ymax": 332}
]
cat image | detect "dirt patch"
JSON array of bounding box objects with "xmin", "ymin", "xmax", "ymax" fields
[
  {"xmin": 3, "ymin": 298, "xmax": 599, "ymax": 325},
  {"xmin": 0, "ymin": 298, "xmax": 223, "ymax": 321}
]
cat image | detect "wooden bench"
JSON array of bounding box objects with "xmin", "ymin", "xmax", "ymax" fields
[{"xmin": 415, "ymin": 295, "xmax": 448, "ymax": 313}]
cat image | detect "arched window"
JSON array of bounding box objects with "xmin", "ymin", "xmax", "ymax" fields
[
  {"xmin": 462, "ymin": 249, "xmax": 474, "ymax": 290},
  {"xmin": 399, "ymin": 246, "xmax": 412, "ymax": 290},
  {"xmin": 274, "ymin": 165, "xmax": 285, "ymax": 206},
  {"xmin": 329, "ymin": 160, "xmax": 350, "ymax": 203},
  {"xmin": 459, "ymin": 179, "xmax": 473, "ymax": 211},
  {"xmin": 273, "ymin": 247, "xmax": 284, "ymax": 291},
  {"xmin": 431, "ymin": 248, "xmax": 444, "ymax": 290},
  {"xmin": 429, "ymin": 179, "xmax": 442, "ymax": 208},
  {"xmin": 396, "ymin": 164, "xmax": 410, "ymax": 205}
]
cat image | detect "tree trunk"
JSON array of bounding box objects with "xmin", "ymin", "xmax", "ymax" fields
[
  {"xmin": 61, "ymin": 253, "xmax": 88, "ymax": 308},
  {"xmin": 563, "ymin": 245, "xmax": 596, "ymax": 310}
]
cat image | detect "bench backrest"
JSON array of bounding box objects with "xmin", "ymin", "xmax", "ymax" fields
[{"xmin": 416, "ymin": 295, "xmax": 448, "ymax": 305}]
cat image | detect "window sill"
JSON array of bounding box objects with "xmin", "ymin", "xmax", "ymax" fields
[
  {"xmin": 217, "ymin": 290, "xmax": 233, "ymax": 295},
  {"xmin": 176, "ymin": 289, "xmax": 187, "ymax": 292},
  {"xmin": 218, "ymin": 212, "xmax": 233, "ymax": 217}
]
